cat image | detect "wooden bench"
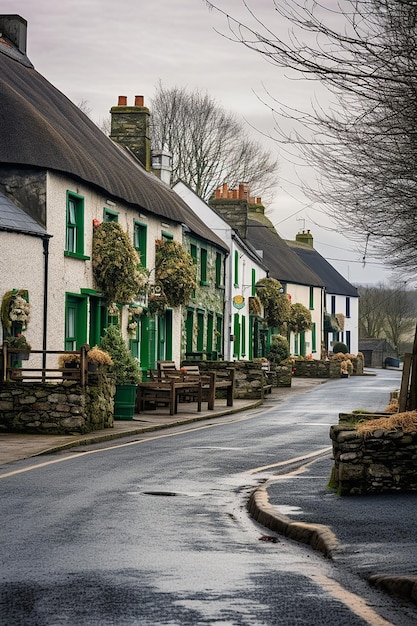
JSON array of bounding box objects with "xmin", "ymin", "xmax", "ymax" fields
[{"xmin": 181, "ymin": 365, "xmax": 235, "ymax": 410}]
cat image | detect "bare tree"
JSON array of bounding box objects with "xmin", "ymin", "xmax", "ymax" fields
[
  {"xmin": 204, "ymin": 1, "xmax": 417, "ymax": 275},
  {"xmin": 150, "ymin": 82, "xmax": 279, "ymax": 201},
  {"xmin": 357, "ymin": 284, "xmax": 417, "ymax": 353}
]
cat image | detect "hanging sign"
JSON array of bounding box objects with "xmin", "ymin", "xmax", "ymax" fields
[{"xmin": 232, "ymin": 295, "xmax": 245, "ymax": 310}]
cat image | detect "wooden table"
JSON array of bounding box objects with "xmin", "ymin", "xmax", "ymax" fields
[{"xmin": 136, "ymin": 378, "xmax": 202, "ymax": 415}]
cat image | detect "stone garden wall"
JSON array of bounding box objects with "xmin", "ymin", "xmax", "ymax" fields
[
  {"xmin": 0, "ymin": 373, "xmax": 115, "ymax": 434},
  {"xmin": 330, "ymin": 413, "xmax": 417, "ymax": 495},
  {"xmin": 182, "ymin": 360, "xmax": 269, "ymax": 399},
  {"xmin": 293, "ymin": 355, "xmax": 364, "ymax": 378}
]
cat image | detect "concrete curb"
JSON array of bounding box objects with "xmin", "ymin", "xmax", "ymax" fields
[
  {"xmin": 247, "ymin": 484, "xmax": 338, "ymax": 558},
  {"xmin": 368, "ymin": 574, "xmax": 417, "ymax": 606}
]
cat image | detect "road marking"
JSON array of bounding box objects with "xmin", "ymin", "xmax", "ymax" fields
[
  {"xmin": 246, "ymin": 446, "xmax": 332, "ymax": 474},
  {"xmin": 312, "ymin": 574, "xmax": 393, "ymax": 626}
]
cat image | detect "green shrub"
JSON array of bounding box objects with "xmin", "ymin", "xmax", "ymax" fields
[
  {"xmin": 332, "ymin": 341, "xmax": 348, "ymax": 354},
  {"xmin": 100, "ymin": 325, "xmax": 141, "ymax": 385},
  {"xmin": 267, "ymin": 334, "xmax": 290, "ymax": 364}
]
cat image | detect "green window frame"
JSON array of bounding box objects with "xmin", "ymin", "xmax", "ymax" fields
[
  {"xmin": 309, "ymin": 286, "xmax": 314, "ymax": 310},
  {"xmin": 200, "ymin": 248, "xmax": 208, "ymax": 284},
  {"xmin": 197, "ymin": 311, "xmax": 204, "ymax": 352},
  {"xmin": 65, "ymin": 293, "xmax": 88, "ymax": 350},
  {"xmin": 233, "ymin": 313, "xmax": 241, "ymax": 358},
  {"xmin": 251, "ymin": 269, "xmax": 256, "ymax": 296},
  {"xmin": 134, "ymin": 221, "xmax": 147, "ymax": 267},
  {"xmin": 234, "ymin": 250, "xmax": 239, "ymax": 287},
  {"xmin": 215, "ymin": 252, "xmax": 223, "ymax": 287},
  {"xmin": 186, "ymin": 309, "xmax": 194, "ymax": 354},
  {"xmin": 65, "ymin": 192, "xmax": 87, "ymax": 258},
  {"xmin": 241, "ymin": 315, "xmax": 246, "ymax": 357},
  {"xmin": 206, "ymin": 312, "xmax": 214, "ymax": 355},
  {"xmin": 161, "ymin": 230, "xmax": 173, "ymax": 241},
  {"xmin": 312, "ymin": 322, "xmax": 317, "ymax": 353},
  {"xmin": 103, "ymin": 208, "xmax": 118, "ymax": 222},
  {"xmin": 215, "ymin": 315, "xmax": 223, "ymax": 353}
]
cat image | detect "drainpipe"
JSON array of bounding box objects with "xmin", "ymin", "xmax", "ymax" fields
[{"xmin": 42, "ymin": 235, "xmax": 51, "ymax": 379}]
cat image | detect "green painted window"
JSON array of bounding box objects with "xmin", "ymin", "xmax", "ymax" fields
[
  {"xmin": 215, "ymin": 252, "xmax": 223, "ymax": 287},
  {"xmin": 103, "ymin": 208, "xmax": 118, "ymax": 222},
  {"xmin": 134, "ymin": 221, "xmax": 147, "ymax": 267},
  {"xmin": 251, "ymin": 269, "xmax": 256, "ymax": 296},
  {"xmin": 233, "ymin": 313, "xmax": 240, "ymax": 358},
  {"xmin": 197, "ymin": 311, "xmax": 204, "ymax": 352},
  {"xmin": 65, "ymin": 192, "xmax": 85, "ymax": 257},
  {"xmin": 200, "ymin": 248, "xmax": 208, "ymax": 284},
  {"xmin": 309, "ymin": 286, "xmax": 314, "ymax": 310},
  {"xmin": 234, "ymin": 250, "xmax": 239, "ymax": 287},
  {"xmin": 161, "ymin": 231, "xmax": 173, "ymax": 241},
  {"xmin": 206, "ymin": 312, "xmax": 214, "ymax": 355},
  {"xmin": 241, "ymin": 315, "xmax": 246, "ymax": 357},
  {"xmin": 312, "ymin": 322, "xmax": 317, "ymax": 353},
  {"xmin": 215, "ymin": 315, "xmax": 223, "ymax": 353},
  {"xmin": 65, "ymin": 294, "xmax": 87, "ymax": 350},
  {"xmin": 186, "ymin": 309, "xmax": 194, "ymax": 353}
]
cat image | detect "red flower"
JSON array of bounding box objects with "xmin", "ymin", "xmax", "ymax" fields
[{"xmin": 93, "ymin": 218, "xmax": 101, "ymax": 227}]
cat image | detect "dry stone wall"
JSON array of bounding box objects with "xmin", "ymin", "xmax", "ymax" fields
[
  {"xmin": 0, "ymin": 373, "xmax": 115, "ymax": 434},
  {"xmin": 330, "ymin": 414, "xmax": 417, "ymax": 495}
]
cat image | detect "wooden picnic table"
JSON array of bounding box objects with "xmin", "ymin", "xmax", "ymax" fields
[{"xmin": 136, "ymin": 377, "xmax": 202, "ymax": 416}]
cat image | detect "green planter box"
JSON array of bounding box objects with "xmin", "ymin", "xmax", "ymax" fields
[{"xmin": 114, "ymin": 384, "xmax": 137, "ymax": 420}]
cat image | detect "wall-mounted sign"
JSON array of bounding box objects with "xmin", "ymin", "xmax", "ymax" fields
[
  {"xmin": 150, "ymin": 284, "xmax": 163, "ymax": 297},
  {"xmin": 233, "ymin": 295, "xmax": 245, "ymax": 310}
]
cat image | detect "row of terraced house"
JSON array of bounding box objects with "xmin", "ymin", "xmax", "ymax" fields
[{"xmin": 0, "ymin": 15, "xmax": 359, "ymax": 377}]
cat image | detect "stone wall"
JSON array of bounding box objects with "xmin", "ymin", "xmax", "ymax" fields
[
  {"xmin": 182, "ymin": 359, "xmax": 267, "ymax": 399},
  {"xmin": 330, "ymin": 413, "xmax": 417, "ymax": 495},
  {"xmin": 267, "ymin": 364, "xmax": 292, "ymax": 388},
  {"xmin": 293, "ymin": 355, "xmax": 364, "ymax": 378},
  {"xmin": 0, "ymin": 373, "xmax": 115, "ymax": 434}
]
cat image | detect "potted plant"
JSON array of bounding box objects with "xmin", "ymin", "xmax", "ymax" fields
[
  {"xmin": 58, "ymin": 352, "xmax": 81, "ymax": 379},
  {"xmin": 5, "ymin": 333, "xmax": 31, "ymax": 368},
  {"xmin": 87, "ymin": 345, "xmax": 113, "ymax": 371},
  {"xmin": 100, "ymin": 325, "xmax": 141, "ymax": 420}
]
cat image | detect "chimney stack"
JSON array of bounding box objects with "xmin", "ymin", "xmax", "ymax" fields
[
  {"xmin": 0, "ymin": 15, "xmax": 27, "ymax": 54},
  {"xmin": 295, "ymin": 229, "xmax": 314, "ymax": 247},
  {"xmin": 110, "ymin": 95, "xmax": 151, "ymax": 171}
]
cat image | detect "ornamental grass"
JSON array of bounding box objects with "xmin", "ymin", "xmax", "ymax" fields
[{"xmin": 356, "ymin": 411, "xmax": 417, "ymax": 438}]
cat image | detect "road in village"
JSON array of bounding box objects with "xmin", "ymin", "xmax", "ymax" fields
[{"xmin": 1, "ymin": 369, "xmax": 417, "ymax": 625}]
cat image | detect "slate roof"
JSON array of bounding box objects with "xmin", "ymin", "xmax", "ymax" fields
[
  {"xmin": 0, "ymin": 34, "xmax": 227, "ymax": 252},
  {"xmin": 286, "ymin": 240, "xmax": 359, "ymax": 297},
  {"xmin": 246, "ymin": 217, "xmax": 324, "ymax": 287},
  {"xmin": 359, "ymin": 338, "xmax": 395, "ymax": 352},
  {"xmin": 0, "ymin": 189, "xmax": 47, "ymax": 237}
]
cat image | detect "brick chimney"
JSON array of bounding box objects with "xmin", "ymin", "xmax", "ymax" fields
[
  {"xmin": 296, "ymin": 230, "xmax": 314, "ymax": 247},
  {"xmin": 0, "ymin": 15, "xmax": 27, "ymax": 54},
  {"xmin": 210, "ymin": 183, "xmax": 248, "ymax": 238},
  {"xmin": 110, "ymin": 95, "xmax": 151, "ymax": 170}
]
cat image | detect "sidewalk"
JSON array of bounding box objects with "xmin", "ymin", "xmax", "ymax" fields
[{"xmin": 0, "ymin": 378, "xmax": 322, "ymax": 466}]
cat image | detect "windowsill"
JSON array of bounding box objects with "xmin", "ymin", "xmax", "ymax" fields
[
  {"xmin": 64, "ymin": 251, "xmax": 90, "ymax": 260},
  {"xmin": 200, "ymin": 280, "xmax": 209, "ymax": 287},
  {"xmin": 215, "ymin": 284, "xmax": 226, "ymax": 290}
]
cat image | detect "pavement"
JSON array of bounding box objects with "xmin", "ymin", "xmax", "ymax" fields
[{"xmin": 1, "ymin": 375, "xmax": 416, "ymax": 609}]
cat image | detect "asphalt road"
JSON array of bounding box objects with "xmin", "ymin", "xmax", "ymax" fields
[{"xmin": 1, "ymin": 369, "xmax": 416, "ymax": 625}]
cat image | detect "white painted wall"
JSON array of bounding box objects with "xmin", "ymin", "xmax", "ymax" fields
[
  {"xmin": 173, "ymin": 181, "xmax": 268, "ymax": 360},
  {"xmin": 286, "ymin": 283, "xmax": 323, "ymax": 358},
  {"xmin": 325, "ymin": 292, "xmax": 359, "ymax": 355}
]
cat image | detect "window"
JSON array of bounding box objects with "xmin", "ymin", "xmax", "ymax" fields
[
  {"xmin": 65, "ymin": 294, "xmax": 87, "ymax": 350},
  {"xmin": 161, "ymin": 231, "xmax": 173, "ymax": 241},
  {"xmin": 215, "ymin": 252, "xmax": 223, "ymax": 287},
  {"xmin": 215, "ymin": 315, "xmax": 223, "ymax": 353},
  {"xmin": 103, "ymin": 208, "xmax": 118, "ymax": 222},
  {"xmin": 134, "ymin": 221, "xmax": 147, "ymax": 267},
  {"xmin": 346, "ymin": 330, "xmax": 351, "ymax": 352},
  {"xmin": 186, "ymin": 309, "xmax": 194, "ymax": 354},
  {"xmin": 233, "ymin": 313, "xmax": 240, "ymax": 358},
  {"xmin": 200, "ymin": 248, "xmax": 208, "ymax": 284},
  {"xmin": 346, "ymin": 297, "xmax": 351, "ymax": 318},
  {"xmin": 241, "ymin": 315, "xmax": 246, "ymax": 357},
  {"xmin": 312, "ymin": 322, "xmax": 317, "ymax": 353},
  {"xmin": 65, "ymin": 192, "xmax": 85, "ymax": 257},
  {"xmin": 251, "ymin": 269, "xmax": 256, "ymax": 296},
  {"xmin": 197, "ymin": 311, "xmax": 204, "ymax": 352},
  {"xmin": 206, "ymin": 312, "xmax": 214, "ymax": 355},
  {"xmin": 234, "ymin": 250, "xmax": 239, "ymax": 287},
  {"xmin": 331, "ymin": 295, "xmax": 336, "ymax": 315},
  {"xmin": 309, "ymin": 287, "xmax": 314, "ymax": 310}
]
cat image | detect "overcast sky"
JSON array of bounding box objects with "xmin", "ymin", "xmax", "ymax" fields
[{"xmin": 4, "ymin": 0, "xmax": 395, "ymax": 286}]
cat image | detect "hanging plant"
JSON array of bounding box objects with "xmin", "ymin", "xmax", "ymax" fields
[
  {"xmin": 287, "ymin": 302, "xmax": 312, "ymax": 334},
  {"xmin": 248, "ymin": 296, "xmax": 262, "ymax": 316},
  {"xmin": 148, "ymin": 291, "xmax": 169, "ymax": 316},
  {"xmin": 1, "ymin": 290, "xmax": 31, "ymax": 332},
  {"xmin": 127, "ymin": 306, "xmax": 143, "ymax": 337},
  {"xmin": 92, "ymin": 222, "xmax": 149, "ymax": 304},
  {"xmin": 256, "ymin": 278, "xmax": 291, "ymax": 330},
  {"xmin": 154, "ymin": 239, "xmax": 197, "ymax": 307}
]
